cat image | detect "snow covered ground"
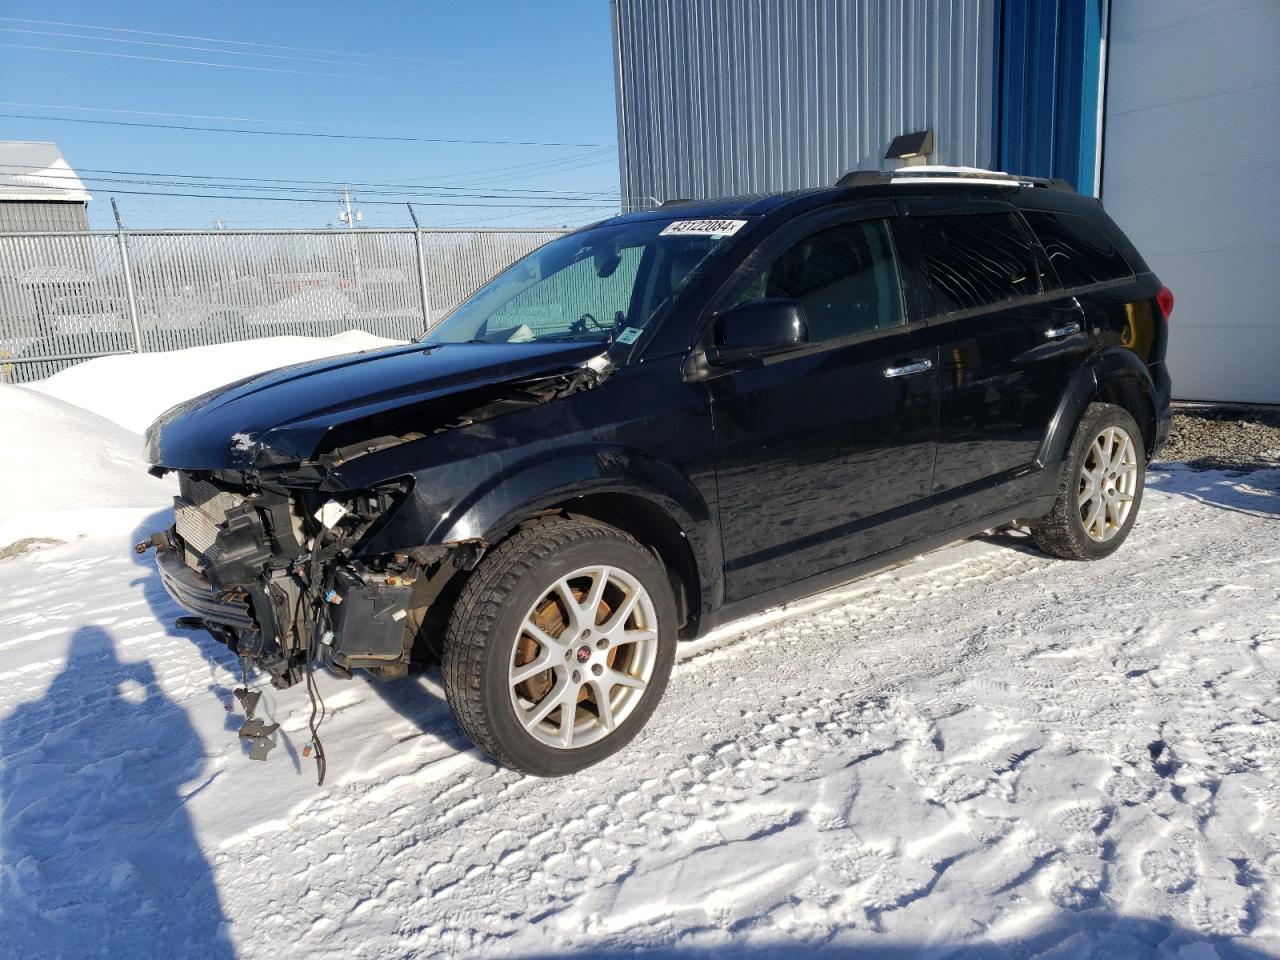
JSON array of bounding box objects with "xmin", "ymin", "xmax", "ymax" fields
[{"xmin": 1, "ymin": 338, "xmax": 1278, "ymax": 959}]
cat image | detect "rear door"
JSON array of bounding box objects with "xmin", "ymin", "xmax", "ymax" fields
[
  {"xmin": 705, "ymin": 206, "xmax": 940, "ymax": 602},
  {"xmin": 898, "ymin": 200, "xmax": 1089, "ymax": 521}
]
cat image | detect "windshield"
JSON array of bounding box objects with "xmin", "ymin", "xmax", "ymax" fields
[{"xmin": 423, "ymin": 217, "xmax": 747, "ymax": 353}]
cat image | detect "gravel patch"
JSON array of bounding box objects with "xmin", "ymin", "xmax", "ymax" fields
[
  {"xmin": 0, "ymin": 537, "xmax": 62, "ymax": 561},
  {"xmin": 1157, "ymin": 405, "xmax": 1280, "ymax": 472}
]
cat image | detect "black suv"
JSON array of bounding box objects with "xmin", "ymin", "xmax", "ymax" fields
[{"xmin": 143, "ymin": 168, "xmax": 1173, "ymax": 777}]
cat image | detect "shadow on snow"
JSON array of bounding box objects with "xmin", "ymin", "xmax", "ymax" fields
[
  {"xmin": 1147, "ymin": 463, "xmax": 1280, "ymax": 519},
  {"xmin": 0, "ymin": 625, "xmax": 234, "ymax": 960}
]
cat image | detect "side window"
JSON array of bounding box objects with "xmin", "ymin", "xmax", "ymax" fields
[
  {"xmin": 914, "ymin": 213, "xmax": 1041, "ymax": 314},
  {"xmin": 735, "ymin": 218, "xmax": 905, "ymax": 342},
  {"xmin": 1023, "ymin": 210, "xmax": 1134, "ymax": 289}
]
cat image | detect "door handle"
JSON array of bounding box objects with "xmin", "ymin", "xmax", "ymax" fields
[
  {"xmin": 1044, "ymin": 322, "xmax": 1082, "ymax": 339},
  {"xmin": 883, "ymin": 358, "xmax": 933, "ymax": 378}
]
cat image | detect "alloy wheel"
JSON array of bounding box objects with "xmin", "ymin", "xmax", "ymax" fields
[
  {"xmin": 1078, "ymin": 424, "xmax": 1139, "ymax": 542},
  {"xmin": 508, "ymin": 564, "xmax": 659, "ymax": 749}
]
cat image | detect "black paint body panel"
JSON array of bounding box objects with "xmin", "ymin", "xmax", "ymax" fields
[{"xmin": 146, "ymin": 179, "xmax": 1173, "ymax": 639}]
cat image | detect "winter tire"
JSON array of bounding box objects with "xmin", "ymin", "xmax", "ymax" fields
[
  {"xmin": 442, "ymin": 517, "xmax": 678, "ymax": 776},
  {"xmin": 1031, "ymin": 401, "xmax": 1146, "ymax": 561}
]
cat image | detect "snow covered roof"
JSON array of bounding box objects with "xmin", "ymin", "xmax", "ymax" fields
[{"xmin": 0, "ymin": 141, "xmax": 92, "ymax": 203}]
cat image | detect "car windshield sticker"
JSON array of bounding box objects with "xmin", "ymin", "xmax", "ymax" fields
[
  {"xmin": 659, "ymin": 219, "xmax": 747, "ymax": 238},
  {"xmin": 615, "ymin": 326, "xmax": 644, "ymax": 344}
]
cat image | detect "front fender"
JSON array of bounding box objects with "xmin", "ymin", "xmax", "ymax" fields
[
  {"xmin": 447, "ymin": 444, "xmax": 723, "ymax": 618},
  {"xmin": 347, "ymin": 439, "xmax": 724, "ymax": 616},
  {"xmin": 432, "ymin": 444, "xmax": 712, "ymax": 546}
]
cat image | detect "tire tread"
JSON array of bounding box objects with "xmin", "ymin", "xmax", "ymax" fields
[
  {"xmin": 1030, "ymin": 401, "xmax": 1145, "ymax": 560},
  {"xmin": 442, "ymin": 517, "xmax": 649, "ymax": 773}
]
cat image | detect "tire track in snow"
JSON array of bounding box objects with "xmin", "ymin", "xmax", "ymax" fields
[{"xmin": 1, "ymin": 467, "xmax": 1278, "ymax": 957}]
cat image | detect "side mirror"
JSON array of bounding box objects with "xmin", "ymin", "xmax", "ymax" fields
[{"xmin": 705, "ymin": 298, "xmax": 809, "ymax": 368}]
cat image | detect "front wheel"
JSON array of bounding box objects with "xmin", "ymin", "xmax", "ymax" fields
[
  {"xmin": 442, "ymin": 517, "xmax": 677, "ymax": 776},
  {"xmin": 1030, "ymin": 401, "xmax": 1146, "ymax": 560}
]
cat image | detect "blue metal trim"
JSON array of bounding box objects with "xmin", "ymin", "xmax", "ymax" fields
[
  {"xmin": 994, "ymin": 0, "xmax": 1104, "ymax": 194},
  {"xmin": 1076, "ymin": 0, "xmax": 1104, "ymax": 195}
]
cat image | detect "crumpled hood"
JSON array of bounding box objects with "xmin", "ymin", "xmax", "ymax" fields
[{"xmin": 145, "ymin": 339, "xmax": 609, "ymax": 470}]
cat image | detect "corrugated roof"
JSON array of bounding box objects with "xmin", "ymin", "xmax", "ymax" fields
[{"xmin": 0, "ymin": 141, "xmax": 92, "ymax": 203}]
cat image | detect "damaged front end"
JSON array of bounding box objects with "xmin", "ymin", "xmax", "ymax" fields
[
  {"xmin": 138, "ymin": 471, "xmax": 446, "ymax": 689},
  {"xmin": 139, "ymin": 341, "xmax": 613, "ymax": 774},
  {"xmin": 136, "ymin": 469, "xmax": 467, "ymax": 776}
]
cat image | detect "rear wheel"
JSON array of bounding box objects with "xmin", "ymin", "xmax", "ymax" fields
[
  {"xmin": 1031, "ymin": 402, "xmax": 1146, "ymax": 560},
  {"xmin": 442, "ymin": 517, "xmax": 677, "ymax": 776}
]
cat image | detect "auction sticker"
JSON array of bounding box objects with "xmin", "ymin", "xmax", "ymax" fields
[{"xmin": 660, "ymin": 219, "xmax": 747, "ymax": 237}]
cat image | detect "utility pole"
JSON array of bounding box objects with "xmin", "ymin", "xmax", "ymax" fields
[
  {"xmin": 337, "ymin": 185, "xmax": 362, "ymax": 229},
  {"xmin": 338, "ymin": 184, "xmax": 363, "ymax": 291}
]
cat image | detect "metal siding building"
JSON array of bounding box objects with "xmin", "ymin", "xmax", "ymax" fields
[
  {"xmin": 0, "ymin": 141, "xmax": 91, "ymax": 232},
  {"xmin": 612, "ymin": 0, "xmax": 1279, "ymax": 404},
  {"xmin": 612, "ymin": 0, "xmax": 997, "ymax": 208}
]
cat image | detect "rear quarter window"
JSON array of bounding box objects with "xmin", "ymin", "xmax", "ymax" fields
[
  {"xmin": 1022, "ymin": 210, "xmax": 1134, "ymax": 289},
  {"xmin": 913, "ymin": 213, "xmax": 1041, "ymax": 314}
]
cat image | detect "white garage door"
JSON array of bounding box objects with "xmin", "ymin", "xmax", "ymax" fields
[{"xmin": 1101, "ymin": 0, "xmax": 1280, "ymax": 403}]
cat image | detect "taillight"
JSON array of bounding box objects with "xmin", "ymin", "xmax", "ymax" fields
[{"xmin": 1156, "ymin": 286, "xmax": 1174, "ymax": 324}]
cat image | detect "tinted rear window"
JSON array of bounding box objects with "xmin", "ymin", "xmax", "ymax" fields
[
  {"xmin": 1023, "ymin": 210, "xmax": 1133, "ymax": 289},
  {"xmin": 914, "ymin": 213, "xmax": 1041, "ymax": 313}
]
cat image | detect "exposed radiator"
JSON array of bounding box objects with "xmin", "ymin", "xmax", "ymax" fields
[{"xmin": 175, "ymin": 474, "xmax": 246, "ymax": 568}]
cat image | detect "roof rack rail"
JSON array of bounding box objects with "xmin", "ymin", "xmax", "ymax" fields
[
  {"xmin": 834, "ymin": 170, "xmax": 887, "ymax": 188},
  {"xmin": 835, "ymin": 166, "xmax": 1074, "ymax": 192}
]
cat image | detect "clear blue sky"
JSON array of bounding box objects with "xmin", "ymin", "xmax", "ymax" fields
[{"xmin": 0, "ymin": 1, "xmax": 621, "ymax": 230}]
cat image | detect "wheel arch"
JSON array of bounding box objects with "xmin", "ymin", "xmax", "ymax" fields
[
  {"xmin": 433, "ymin": 448, "xmax": 721, "ymax": 638},
  {"xmin": 1094, "ymin": 370, "xmax": 1156, "ymax": 458},
  {"xmin": 1038, "ymin": 350, "xmax": 1157, "ymax": 466},
  {"xmin": 559, "ymin": 492, "xmax": 704, "ymax": 639}
]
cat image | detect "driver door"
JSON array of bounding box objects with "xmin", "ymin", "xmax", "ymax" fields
[{"xmin": 704, "ymin": 209, "xmax": 940, "ymax": 602}]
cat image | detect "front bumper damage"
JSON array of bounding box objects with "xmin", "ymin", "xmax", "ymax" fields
[
  {"xmin": 142, "ymin": 472, "xmax": 466, "ymax": 686},
  {"xmin": 138, "ymin": 470, "xmax": 474, "ymax": 774},
  {"xmin": 140, "ymin": 348, "xmax": 614, "ymax": 776}
]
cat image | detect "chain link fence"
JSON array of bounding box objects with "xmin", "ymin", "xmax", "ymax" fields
[{"xmin": 0, "ymin": 227, "xmax": 565, "ymax": 383}]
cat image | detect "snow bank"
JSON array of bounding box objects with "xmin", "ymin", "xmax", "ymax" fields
[
  {"xmin": 3, "ymin": 331, "xmax": 400, "ymax": 545},
  {"xmin": 0, "ymin": 384, "xmax": 174, "ymax": 545},
  {"xmin": 29, "ymin": 330, "xmax": 402, "ymax": 434}
]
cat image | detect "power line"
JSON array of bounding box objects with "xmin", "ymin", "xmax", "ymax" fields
[
  {"xmin": 0, "ymin": 112, "xmax": 615, "ymax": 148},
  {"xmin": 0, "ymin": 16, "xmax": 581, "ymax": 78},
  {"xmin": 0, "ymin": 109, "xmax": 617, "ymax": 182},
  {"xmin": 0, "ymin": 159, "xmax": 621, "ymax": 196},
  {"xmin": 0, "ymin": 42, "xmax": 533, "ymax": 88},
  {"xmin": 0, "ymin": 165, "xmax": 622, "ymax": 203},
  {"xmin": 80, "ymin": 186, "xmax": 618, "ymax": 209},
  {"xmin": 426, "ymin": 155, "xmax": 620, "ymax": 189},
  {"xmin": 0, "ymin": 100, "xmax": 475, "ymax": 132},
  {"xmin": 440, "ymin": 202, "xmax": 602, "ymax": 228},
  {"xmin": 0, "ymin": 27, "xmax": 581, "ymax": 82},
  {"xmin": 88, "ymin": 177, "xmax": 615, "ymax": 204}
]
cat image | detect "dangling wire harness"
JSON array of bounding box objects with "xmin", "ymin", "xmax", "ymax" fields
[{"xmin": 299, "ymin": 530, "xmax": 347, "ymax": 787}]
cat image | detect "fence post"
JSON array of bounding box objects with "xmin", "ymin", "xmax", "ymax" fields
[
  {"xmin": 406, "ymin": 203, "xmax": 433, "ymax": 333},
  {"xmin": 111, "ymin": 198, "xmax": 144, "ymax": 353}
]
